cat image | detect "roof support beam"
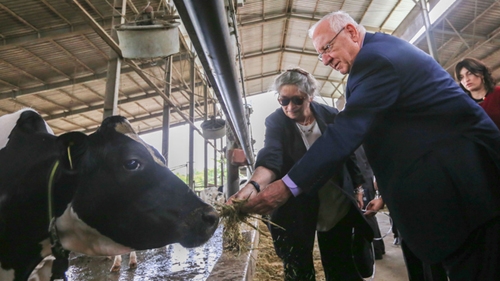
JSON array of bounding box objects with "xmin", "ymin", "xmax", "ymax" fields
[
  {"xmin": 0, "ymin": 78, "xmax": 18, "ymax": 89},
  {"xmin": 0, "ymin": 55, "xmax": 188, "ymax": 100},
  {"xmin": 66, "ymin": 0, "xmax": 205, "ymax": 137},
  {"xmin": 238, "ymin": 13, "xmax": 317, "ymax": 27},
  {"xmin": 444, "ymin": 18, "xmax": 470, "ymax": 49},
  {"xmin": 79, "ymin": 113, "xmax": 207, "ymax": 135},
  {"xmin": 244, "ymin": 71, "xmax": 340, "ymax": 83},
  {"xmin": 20, "ymin": 47, "xmax": 71, "ymax": 79},
  {"xmin": 123, "ymin": 59, "xmax": 204, "ymax": 135},
  {"xmin": 65, "ymin": 0, "xmax": 123, "ymax": 57},
  {"xmin": 43, "ymin": 82, "xmax": 206, "ymax": 120},
  {"xmin": 277, "ymin": 0, "xmax": 292, "ymax": 71},
  {"xmin": 444, "ymin": 22, "xmax": 500, "ymax": 71},
  {"xmin": 0, "ymin": 19, "xmax": 113, "ymax": 49},
  {"xmin": 81, "ymin": 34, "xmax": 110, "ymax": 60},
  {"xmin": 432, "ymin": 29, "xmax": 500, "ymax": 44},
  {"xmin": 243, "ymin": 48, "xmax": 318, "ymax": 59},
  {"xmin": 34, "ymin": 93, "xmax": 70, "ymax": 111},
  {"xmin": 330, "ymin": 76, "xmax": 348, "ymax": 98},
  {"xmin": 380, "ymin": 0, "xmax": 405, "ymax": 32},
  {"xmin": 83, "ymin": 0, "xmax": 105, "ymax": 19},
  {"xmin": 0, "ymin": 3, "xmax": 39, "ymax": 32},
  {"xmin": 0, "ymin": 58, "xmax": 45, "ymax": 84},
  {"xmin": 40, "ymin": 0, "xmax": 72, "ymax": 25}
]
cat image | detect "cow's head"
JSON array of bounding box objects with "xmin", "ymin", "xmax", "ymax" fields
[{"xmin": 54, "ymin": 116, "xmax": 219, "ymax": 255}]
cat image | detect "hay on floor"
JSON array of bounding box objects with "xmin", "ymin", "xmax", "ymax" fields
[{"xmin": 215, "ymin": 198, "xmax": 283, "ymax": 255}]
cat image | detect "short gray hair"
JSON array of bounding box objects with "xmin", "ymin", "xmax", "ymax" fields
[
  {"xmin": 270, "ymin": 67, "xmax": 319, "ymax": 98},
  {"xmin": 308, "ymin": 10, "xmax": 366, "ymax": 38}
]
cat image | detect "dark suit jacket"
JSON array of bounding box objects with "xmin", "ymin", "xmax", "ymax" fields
[
  {"xmin": 354, "ymin": 146, "xmax": 373, "ymax": 179},
  {"xmin": 255, "ymin": 101, "xmax": 373, "ymax": 239},
  {"xmin": 287, "ymin": 32, "xmax": 500, "ymax": 263}
]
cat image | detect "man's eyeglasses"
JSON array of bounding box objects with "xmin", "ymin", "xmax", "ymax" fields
[
  {"xmin": 278, "ymin": 96, "xmax": 306, "ymax": 106},
  {"xmin": 318, "ymin": 27, "xmax": 345, "ymax": 62}
]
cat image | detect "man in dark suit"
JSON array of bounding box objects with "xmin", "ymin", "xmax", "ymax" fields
[{"xmin": 234, "ymin": 11, "xmax": 500, "ymax": 280}]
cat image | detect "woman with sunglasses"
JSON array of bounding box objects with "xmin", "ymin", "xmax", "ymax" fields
[
  {"xmin": 229, "ymin": 67, "xmax": 374, "ymax": 280},
  {"xmin": 455, "ymin": 57, "xmax": 500, "ymax": 129}
]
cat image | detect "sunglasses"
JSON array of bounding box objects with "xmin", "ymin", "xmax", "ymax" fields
[{"xmin": 278, "ymin": 96, "xmax": 306, "ymax": 106}]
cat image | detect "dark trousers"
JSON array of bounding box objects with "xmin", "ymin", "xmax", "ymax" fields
[
  {"xmin": 392, "ymin": 220, "xmax": 447, "ymax": 281},
  {"xmin": 400, "ymin": 216, "xmax": 500, "ymax": 281},
  {"xmin": 442, "ymin": 216, "xmax": 500, "ymax": 281},
  {"xmin": 401, "ymin": 239, "xmax": 448, "ymax": 281},
  {"xmin": 269, "ymin": 195, "xmax": 371, "ymax": 281},
  {"xmin": 318, "ymin": 207, "xmax": 373, "ymax": 281}
]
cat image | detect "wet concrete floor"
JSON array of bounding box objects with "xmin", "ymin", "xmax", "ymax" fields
[
  {"xmin": 47, "ymin": 211, "xmax": 406, "ymax": 281},
  {"xmin": 369, "ymin": 211, "xmax": 408, "ymax": 281},
  {"xmin": 65, "ymin": 225, "xmax": 223, "ymax": 281}
]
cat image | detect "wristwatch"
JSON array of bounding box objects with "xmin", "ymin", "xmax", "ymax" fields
[
  {"xmin": 375, "ymin": 190, "xmax": 382, "ymax": 199},
  {"xmin": 248, "ymin": 180, "xmax": 261, "ymax": 193},
  {"xmin": 355, "ymin": 186, "xmax": 364, "ymax": 194}
]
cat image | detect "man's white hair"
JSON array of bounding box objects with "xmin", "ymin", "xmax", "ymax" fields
[{"xmin": 308, "ymin": 10, "xmax": 366, "ymax": 38}]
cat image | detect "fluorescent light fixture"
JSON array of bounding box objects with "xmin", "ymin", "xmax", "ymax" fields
[{"xmin": 409, "ymin": 0, "xmax": 457, "ymax": 44}]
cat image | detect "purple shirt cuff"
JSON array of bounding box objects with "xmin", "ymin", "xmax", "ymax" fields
[{"xmin": 282, "ymin": 174, "xmax": 302, "ymax": 196}]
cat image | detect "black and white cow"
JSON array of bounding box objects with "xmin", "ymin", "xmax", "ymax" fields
[{"xmin": 0, "ymin": 108, "xmax": 219, "ymax": 281}]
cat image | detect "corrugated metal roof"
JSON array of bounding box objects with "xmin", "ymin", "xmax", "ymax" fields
[{"xmin": 0, "ymin": 0, "xmax": 499, "ymax": 136}]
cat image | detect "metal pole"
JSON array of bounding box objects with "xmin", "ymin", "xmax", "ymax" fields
[
  {"xmin": 188, "ymin": 56, "xmax": 195, "ymax": 190},
  {"xmin": 214, "ymin": 139, "xmax": 218, "ymax": 188},
  {"xmin": 162, "ymin": 57, "xmax": 172, "ymax": 165},
  {"xmin": 220, "ymin": 137, "xmax": 224, "ymax": 185},
  {"xmin": 103, "ymin": 0, "xmax": 125, "ymax": 118},
  {"xmin": 419, "ymin": 0, "xmax": 440, "ymax": 62},
  {"xmin": 203, "ymin": 84, "xmax": 209, "ymax": 189},
  {"xmin": 213, "ymin": 101, "xmax": 218, "ymax": 188}
]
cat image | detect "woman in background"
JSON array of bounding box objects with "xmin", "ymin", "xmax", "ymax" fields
[{"xmin": 455, "ymin": 57, "xmax": 500, "ymax": 129}]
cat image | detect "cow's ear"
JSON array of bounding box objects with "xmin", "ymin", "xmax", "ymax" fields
[
  {"xmin": 97, "ymin": 115, "xmax": 136, "ymax": 136},
  {"xmin": 16, "ymin": 109, "xmax": 50, "ymax": 134},
  {"xmin": 57, "ymin": 132, "xmax": 88, "ymax": 170}
]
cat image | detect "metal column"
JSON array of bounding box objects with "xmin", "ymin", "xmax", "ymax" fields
[
  {"xmin": 203, "ymin": 84, "xmax": 209, "ymax": 189},
  {"xmin": 219, "ymin": 138, "xmax": 224, "ymax": 185},
  {"xmin": 213, "ymin": 102, "xmax": 218, "ymax": 188},
  {"xmin": 103, "ymin": 0, "xmax": 125, "ymax": 118},
  {"xmin": 162, "ymin": 57, "xmax": 172, "ymax": 165},
  {"xmin": 188, "ymin": 57, "xmax": 195, "ymax": 190},
  {"xmin": 419, "ymin": 0, "xmax": 440, "ymax": 62}
]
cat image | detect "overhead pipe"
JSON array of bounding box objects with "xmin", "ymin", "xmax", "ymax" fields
[{"xmin": 172, "ymin": 0, "xmax": 255, "ymax": 167}]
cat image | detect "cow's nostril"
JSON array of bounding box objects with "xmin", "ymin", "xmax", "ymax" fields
[{"xmin": 202, "ymin": 209, "xmax": 219, "ymax": 226}]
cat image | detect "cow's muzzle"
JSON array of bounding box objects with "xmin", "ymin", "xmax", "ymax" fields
[{"xmin": 180, "ymin": 205, "xmax": 220, "ymax": 248}]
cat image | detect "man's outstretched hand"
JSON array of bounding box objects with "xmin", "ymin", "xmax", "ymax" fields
[
  {"xmin": 226, "ymin": 181, "xmax": 259, "ymax": 205},
  {"xmin": 364, "ymin": 197, "xmax": 384, "ymax": 217},
  {"xmin": 227, "ymin": 179, "xmax": 293, "ymax": 215}
]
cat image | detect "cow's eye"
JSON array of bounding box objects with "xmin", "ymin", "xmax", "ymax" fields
[{"xmin": 123, "ymin": 159, "xmax": 141, "ymax": 170}]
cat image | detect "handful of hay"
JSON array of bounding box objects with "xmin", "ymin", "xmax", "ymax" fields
[{"xmin": 215, "ymin": 198, "xmax": 284, "ymax": 255}]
